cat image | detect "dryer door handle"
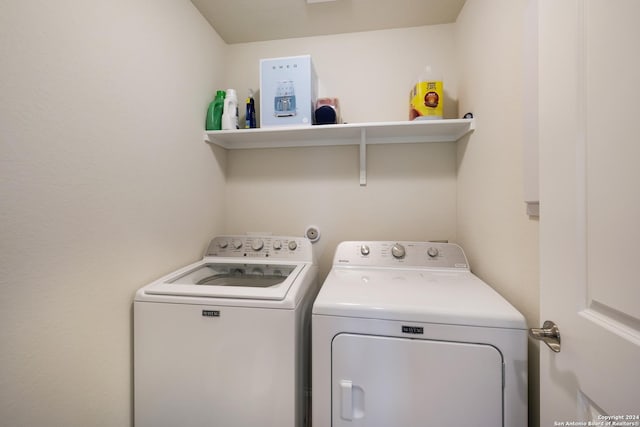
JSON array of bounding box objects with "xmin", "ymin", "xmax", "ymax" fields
[
  {"xmin": 340, "ymin": 380, "xmax": 353, "ymax": 421},
  {"xmin": 339, "ymin": 379, "xmax": 364, "ymax": 422}
]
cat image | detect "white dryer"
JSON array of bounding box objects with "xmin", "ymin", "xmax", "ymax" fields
[
  {"xmin": 312, "ymin": 241, "xmax": 527, "ymax": 427},
  {"xmin": 134, "ymin": 235, "xmax": 318, "ymax": 427}
]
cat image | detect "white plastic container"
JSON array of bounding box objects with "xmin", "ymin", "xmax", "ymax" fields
[
  {"xmin": 410, "ymin": 65, "xmax": 443, "ymax": 120},
  {"xmin": 221, "ymin": 89, "xmax": 239, "ymax": 130}
]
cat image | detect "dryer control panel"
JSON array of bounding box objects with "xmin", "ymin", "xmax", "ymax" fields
[
  {"xmin": 205, "ymin": 235, "xmax": 313, "ymax": 261},
  {"xmin": 333, "ymin": 241, "xmax": 469, "ymax": 270}
]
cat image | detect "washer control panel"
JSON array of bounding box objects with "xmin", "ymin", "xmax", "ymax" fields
[
  {"xmin": 205, "ymin": 235, "xmax": 312, "ymax": 261},
  {"xmin": 334, "ymin": 241, "xmax": 469, "ymax": 270}
]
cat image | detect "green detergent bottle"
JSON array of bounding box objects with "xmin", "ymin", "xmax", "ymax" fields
[{"xmin": 206, "ymin": 90, "xmax": 226, "ymax": 130}]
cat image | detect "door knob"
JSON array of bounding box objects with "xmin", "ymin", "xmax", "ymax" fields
[{"xmin": 529, "ymin": 320, "xmax": 561, "ymax": 353}]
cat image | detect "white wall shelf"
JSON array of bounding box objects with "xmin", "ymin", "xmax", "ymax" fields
[{"xmin": 204, "ymin": 118, "xmax": 475, "ymax": 185}]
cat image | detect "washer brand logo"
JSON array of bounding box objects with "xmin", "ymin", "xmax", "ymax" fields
[
  {"xmin": 202, "ymin": 310, "xmax": 220, "ymax": 317},
  {"xmin": 402, "ymin": 326, "xmax": 424, "ymax": 334}
]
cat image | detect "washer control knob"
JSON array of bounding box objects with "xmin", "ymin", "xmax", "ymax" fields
[
  {"xmin": 273, "ymin": 240, "xmax": 282, "ymax": 250},
  {"xmin": 251, "ymin": 239, "xmax": 264, "ymax": 251},
  {"xmin": 288, "ymin": 240, "xmax": 298, "ymax": 251},
  {"xmin": 391, "ymin": 243, "xmax": 406, "ymax": 259},
  {"xmin": 360, "ymin": 245, "xmax": 370, "ymax": 256},
  {"xmin": 218, "ymin": 240, "xmax": 228, "ymax": 249},
  {"xmin": 232, "ymin": 240, "xmax": 243, "ymax": 250},
  {"xmin": 427, "ymin": 247, "xmax": 439, "ymax": 258}
]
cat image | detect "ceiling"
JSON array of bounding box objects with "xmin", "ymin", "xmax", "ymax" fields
[{"xmin": 190, "ymin": 0, "xmax": 467, "ymax": 44}]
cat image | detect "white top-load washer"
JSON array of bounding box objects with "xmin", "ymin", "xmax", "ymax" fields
[
  {"xmin": 312, "ymin": 241, "xmax": 527, "ymax": 427},
  {"xmin": 134, "ymin": 235, "xmax": 318, "ymax": 427}
]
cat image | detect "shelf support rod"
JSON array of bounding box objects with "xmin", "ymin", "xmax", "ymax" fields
[{"xmin": 359, "ymin": 128, "xmax": 367, "ymax": 186}]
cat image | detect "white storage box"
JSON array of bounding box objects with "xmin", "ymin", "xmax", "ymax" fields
[{"xmin": 260, "ymin": 55, "xmax": 317, "ymax": 127}]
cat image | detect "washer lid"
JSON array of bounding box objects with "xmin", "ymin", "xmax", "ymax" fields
[
  {"xmin": 312, "ymin": 267, "xmax": 526, "ymax": 329},
  {"xmin": 143, "ymin": 260, "xmax": 306, "ymax": 300}
]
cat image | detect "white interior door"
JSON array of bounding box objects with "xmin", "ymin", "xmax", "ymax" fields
[{"xmin": 538, "ymin": 0, "xmax": 640, "ymax": 423}]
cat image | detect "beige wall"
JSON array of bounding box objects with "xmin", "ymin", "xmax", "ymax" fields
[
  {"xmin": 0, "ymin": 2, "xmax": 541, "ymax": 425},
  {"xmin": 0, "ymin": 0, "xmax": 227, "ymax": 425},
  {"xmin": 455, "ymin": 1, "xmax": 540, "ymax": 426},
  {"xmin": 225, "ymin": 12, "xmax": 540, "ymax": 422},
  {"xmin": 225, "ymin": 25, "xmax": 459, "ymax": 124},
  {"xmin": 224, "ymin": 26, "xmax": 460, "ymax": 276}
]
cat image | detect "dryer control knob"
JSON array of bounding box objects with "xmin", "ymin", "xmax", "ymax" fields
[
  {"xmin": 361, "ymin": 245, "xmax": 370, "ymax": 256},
  {"xmin": 288, "ymin": 240, "xmax": 298, "ymax": 251},
  {"xmin": 232, "ymin": 240, "xmax": 243, "ymax": 249},
  {"xmin": 391, "ymin": 243, "xmax": 406, "ymax": 259},
  {"xmin": 427, "ymin": 247, "xmax": 439, "ymax": 258},
  {"xmin": 273, "ymin": 240, "xmax": 282, "ymax": 250},
  {"xmin": 218, "ymin": 240, "xmax": 228, "ymax": 249},
  {"xmin": 251, "ymin": 239, "xmax": 264, "ymax": 251}
]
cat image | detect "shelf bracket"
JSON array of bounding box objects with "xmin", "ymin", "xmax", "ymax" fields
[{"xmin": 359, "ymin": 128, "xmax": 367, "ymax": 186}]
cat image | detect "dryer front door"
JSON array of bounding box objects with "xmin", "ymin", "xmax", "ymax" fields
[{"xmin": 331, "ymin": 333, "xmax": 503, "ymax": 427}]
